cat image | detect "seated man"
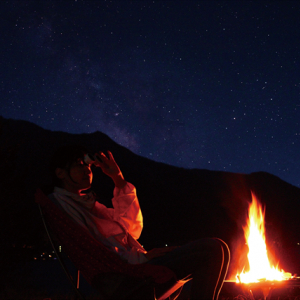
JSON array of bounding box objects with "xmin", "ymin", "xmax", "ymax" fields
[{"xmin": 48, "ymin": 145, "xmax": 230, "ymax": 300}]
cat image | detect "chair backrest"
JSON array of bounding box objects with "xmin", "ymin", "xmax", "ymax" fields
[{"xmin": 35, "ymin": 189, "xmax": 175, "ymax": 288}]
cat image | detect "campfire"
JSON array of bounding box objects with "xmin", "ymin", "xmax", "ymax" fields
[
  {"xmin": 236, "ymin": 193, "xmax": 292, "ymax": 284},
  {"xmin": 221, "ymin": 193, "xmax": 300, "ymax": 300}
]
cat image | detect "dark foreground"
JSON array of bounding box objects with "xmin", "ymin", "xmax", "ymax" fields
[{"xmin": 2, "ymin": 267, "xmax": 300, "ymax": 300}]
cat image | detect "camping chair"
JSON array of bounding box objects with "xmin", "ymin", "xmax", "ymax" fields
[{"xmin": 35, "ymin": 189, "xmax": 191, "ymax": 300}]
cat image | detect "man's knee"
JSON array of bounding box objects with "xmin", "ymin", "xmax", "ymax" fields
[{"xmin": 201, "ymin": 238, "xmax": 230, "ymax": 269}]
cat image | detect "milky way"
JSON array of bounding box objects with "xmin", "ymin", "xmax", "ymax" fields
[{"xmin": 1, "ymin": 0, "xmax": 300, "ymax": 187}]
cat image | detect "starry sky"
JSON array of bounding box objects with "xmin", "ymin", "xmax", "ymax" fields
[{"xmin": 1, "ymin": 0, "xmax": 300, "ymax": 187}]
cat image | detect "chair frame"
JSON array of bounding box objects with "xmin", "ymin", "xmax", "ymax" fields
[
  {"xmin": 36, "ymin": 189, "xmax": 189, "ymax": 300},
  {"xmin": 38, "ymin": 203, "xmax": 86, "ymax": 300},
  {"xmin": 39, "ymin": 204, "xmax": 157, "ymax": 299}
]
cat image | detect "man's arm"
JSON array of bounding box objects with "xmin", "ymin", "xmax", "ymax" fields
[
  {"xmin": 94, "ymin": 151, "xmax": 143, "ymax": 238},
  {"xmin": 145, "ymin": 246, "xmax": 178, "ymax": 260}
]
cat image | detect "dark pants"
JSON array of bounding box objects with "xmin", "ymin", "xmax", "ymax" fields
[{"xmin": 147, "ymin": 238, "xmax": 230, "ymax": 300}]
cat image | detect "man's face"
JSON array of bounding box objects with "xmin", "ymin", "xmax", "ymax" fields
[{"xmin": 58, "ymin": 157, "xmax": 93, "ymax": 194}]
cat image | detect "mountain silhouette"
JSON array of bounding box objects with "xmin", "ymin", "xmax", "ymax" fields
[{"xmin": 1, "ymin": 116, "xmax": 299, "ymax": 278}]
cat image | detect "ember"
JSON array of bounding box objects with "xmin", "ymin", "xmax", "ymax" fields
[{"xmin": 236, "ymin": 193, "xmax": 292, "ymax": 284}]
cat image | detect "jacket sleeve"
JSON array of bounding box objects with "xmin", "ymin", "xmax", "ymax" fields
[{"xmin": 111, "ymin": 182, "xmax": 143, "ymax": 240}]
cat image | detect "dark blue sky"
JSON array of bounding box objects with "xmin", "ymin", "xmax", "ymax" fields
[{"xmin": 1, "ymin": 0, "xmax": 300, "ymax": 187}]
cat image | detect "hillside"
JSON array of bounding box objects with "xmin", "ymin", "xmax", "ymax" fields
[{"xmin": 1, "ymin": 116, "xmax": 300, "ymax": 278}]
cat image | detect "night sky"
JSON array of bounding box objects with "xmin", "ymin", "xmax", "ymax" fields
[{"xmin": 1, "ymin": 0, "xmax": 300, "ymax": 187}]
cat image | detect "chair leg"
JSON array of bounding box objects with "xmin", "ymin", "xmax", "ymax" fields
[{"xmin": 77, "ymin": 270, "xmax": 80, "ymax": 289}]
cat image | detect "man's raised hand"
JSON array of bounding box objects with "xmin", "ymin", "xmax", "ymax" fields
[{"xmin": 94, "ymin": 151, "xmax": 126, "ymax": 189}]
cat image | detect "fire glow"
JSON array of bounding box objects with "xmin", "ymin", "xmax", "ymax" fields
[{"xmin": 236, "ymin": 193, "xmax": 292, "ymax": 284}]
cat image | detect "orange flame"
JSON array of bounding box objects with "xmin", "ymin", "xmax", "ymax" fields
[{"xmin": 236, "ymin": 193, "xmax": 292, "ymax": 283}]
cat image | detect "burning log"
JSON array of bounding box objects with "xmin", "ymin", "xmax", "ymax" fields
[{"xmin": 220, "ymin": 278, "xmax": 300, "ymax": 300}]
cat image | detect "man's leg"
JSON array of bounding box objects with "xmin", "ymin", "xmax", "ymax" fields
[{"xmin": 147, "ymin": 238, "xmax": 230, "ymax": 300}]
